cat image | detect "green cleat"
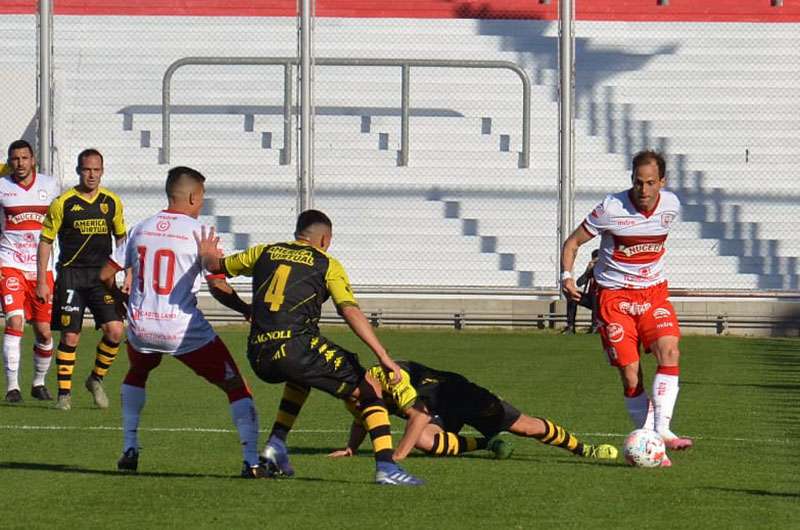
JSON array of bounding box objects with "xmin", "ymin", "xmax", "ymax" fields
[
  {"xmin": 487, "ymin": 435, "xmax": 514, "ymax": 460},
  {"xmin": 582, "ymin": 443, "xmax": 618, "ymax": 460}
]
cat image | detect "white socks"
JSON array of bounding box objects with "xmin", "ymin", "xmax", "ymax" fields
[
  {"xmin": 33, "ymin": 340, "xmax": 54, "ymax": 387},
  {"xmin": 230, "ymin": 397, "xmax": 260, "ymax": 466},
  {"xmin": 3, "ymin": 331, "xmax": 22, "ymax": 392},
  {"xmin": 121, "ymin": 384, "xmax": 147, "ymax": 451},
  {"xmin": 653, "ymin": 372, "xmax": 680, "ymax": 439}
]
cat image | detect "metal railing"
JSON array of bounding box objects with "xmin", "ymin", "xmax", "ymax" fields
[{"xmin": 161, "ymin": 56, "xmax": 531, "ymax": 167}]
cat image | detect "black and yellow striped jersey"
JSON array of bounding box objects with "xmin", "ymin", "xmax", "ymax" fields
[
  {"xmin": 223, "ymin": 240, "xmax": 358, "ymax": 343},
  {"xmin": 40, "ymin": 186, "xmax": 126, "ymax": 268}
]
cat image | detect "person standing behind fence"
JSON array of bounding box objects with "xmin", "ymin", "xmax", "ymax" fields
[
  {"xmin": 1, "ymin": 140, "xmax": 60, "ymax": 403},
  {"xmin": 563, "ymin": 249, "xmax": 599, "ymax": 334},
  {"xmin": 560, "ymin": 150, "xmax": 692, "ymax": 467},
  {"xmin": 36, "ymin": 148, "xmax": 126, "ymax": 411}
]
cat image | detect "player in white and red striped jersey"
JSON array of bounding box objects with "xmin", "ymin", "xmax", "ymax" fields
[
  {"xmin": 1, "ymin": 140, "xmax": 60, "ymax": 403},
  {"xmin": 99, "ymin": 166, "xmax": 265, "ymax": 478},
  {"xmin": 561, "ymin": 150, "xmax": 692, "ymax": 466}
]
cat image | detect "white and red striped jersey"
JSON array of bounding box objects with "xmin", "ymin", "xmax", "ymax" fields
[
  {"xmin": 581, "ymin": 189, "xmax": 681, "ymax": 289},
  {"xmin": 0, "ymin": 172, "xmax": 60, "ymax": 272},
  {"xmin": 109, "ymin": 210, "xmax": 220, "ymax": 355}
]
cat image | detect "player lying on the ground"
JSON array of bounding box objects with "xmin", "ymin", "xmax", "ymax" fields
[{"xmin": 328, "ymin": 360, "xmax": 618, "ymax": 462}]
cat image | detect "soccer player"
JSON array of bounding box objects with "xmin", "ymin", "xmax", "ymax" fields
[
  {"xmin": 1, "ymin": 140, "xmax": 60, "ymax": 403},
  {"xmin": 36, "ymin": 149, "xmax": 126, "ymax": 411},
  {"xmin": 197, "ymin": 210, "xmax": 424, "ymax": 486},
  {"xmin": 329, "ymin": 360, "xmax": 618, "ymax": 462},
  {"xmin": 561, "ymin": 150, "xmax": 692, "ymax": 467},
  {"xmin": 99, "ymin": 166, "xmax": 264, "ymax": 478}
]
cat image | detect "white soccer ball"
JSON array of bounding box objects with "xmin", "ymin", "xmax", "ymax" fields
[{"xmin": 623, "ymin": 429, "xmax": 666, "ymax": 468}]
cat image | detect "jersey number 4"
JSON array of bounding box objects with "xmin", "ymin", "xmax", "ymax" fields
[
  {"xmin": 264, "ymin": 264, "xmax": 291, "ymax": 311},
  {"xmin": 137, "ymin": 246, "xmax": 176, "ymax": 295}
]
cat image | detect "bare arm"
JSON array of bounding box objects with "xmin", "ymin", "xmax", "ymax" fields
[
  {"xmin": 99, "ymin": 261, "xmax": 129, "ymax": 319},
  {"xmin": 36, "ymin": 240, "xmax": 53, "ymax": 303},
  {"xmin": 339, "ymin": 304, "xmax": 401, "ymax": 383},
  {"xmin": 328, "ymin": 420, "xmax": 368, "ymax": 458},
  {"xmin": 393, "ymin": 406, "xmax": 432, "ymax": 461},
  {"xmin": 560, "ymin": 225, "xmax": 595, "ymax": 302},
  {"xmin": 207, "ymin": 277, "xmax": 251, "ymax": 320}
]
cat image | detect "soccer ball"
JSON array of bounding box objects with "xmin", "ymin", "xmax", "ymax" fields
[{"xmin": 623, "ymin": 429, "xmax": 666, "ymax": 468}]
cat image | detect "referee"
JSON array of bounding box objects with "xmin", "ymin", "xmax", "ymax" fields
[{"xmin": 36, "ymin": 149, "xmax": 126, "ymax": 411}]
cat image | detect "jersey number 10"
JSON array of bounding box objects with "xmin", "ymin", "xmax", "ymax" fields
[{"xmin": 137, "ymin": 246, "xmax": 176, "ymax": 295}]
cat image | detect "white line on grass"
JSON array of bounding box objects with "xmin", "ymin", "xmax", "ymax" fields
[{"xmin": 0, "ymin": 424, "xmax": 793, "ymax": 445}]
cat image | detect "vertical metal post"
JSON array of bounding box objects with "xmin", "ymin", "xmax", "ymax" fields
[
  {"xmin": 558, "ymin": 0, "xmax": 576, "ymax": 276},
  {"xmin": 297, "ymin": 0, "xmax": 314, "ymax": 212},
  {"xmin": 400, "ymin": 64, "xmax": 411, "ymax": 166},
  {"xmin": 283, "ymin": 62, "xmax": 292, "ymax": 165},
  {"xmin": 37, "ymin": 0, "xmax": 53, "ymax": 174}
]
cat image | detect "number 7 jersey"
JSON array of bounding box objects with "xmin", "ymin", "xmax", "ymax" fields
[{"xmin": 109, "ymin": 210, "xmax": 219, "ymax": 355}]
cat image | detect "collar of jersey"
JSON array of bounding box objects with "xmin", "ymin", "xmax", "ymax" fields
[
  {"xmin": 627, "ymin": 189, "xmax": 661, "ymax": 218},
  {"xmin": 11, "ymin": 171, "xmax": 37, "ymax": 191},
  {"xmin": 69, "ymin": 186, "xmax": 104, "ymax": 204}
]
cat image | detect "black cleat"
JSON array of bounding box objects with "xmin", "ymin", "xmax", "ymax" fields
[
  {"xmin": 241, "ymin": 461, "xmax": 272, "ymax": 479},
  {"xmin": 31, "ymin": 385, "xmax": 54, "ymax": 401},
  {"xmin": 117, "ymin": 448, "xmax": 139, "ymax": 472},
  {"xmin": 5, "ymin": 389, "xmax": 22, "ymax": 403}
]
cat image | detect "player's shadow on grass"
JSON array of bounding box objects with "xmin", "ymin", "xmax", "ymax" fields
[
  {"xmin": 703, "ymin": 486, "xmax": 800, "ymax": 500},
  {"xmin": 0, "ymin": 461, "xmax": 355, "ymax": 484}
]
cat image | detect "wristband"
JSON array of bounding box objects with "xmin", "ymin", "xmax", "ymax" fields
[{"xmin": 560, "ymin": 271, "xmax": 573, "ymax": 281}]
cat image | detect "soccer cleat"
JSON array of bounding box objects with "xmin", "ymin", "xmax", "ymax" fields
[
  {"xmin": 662, "ymin": 436, "xmax": 694, "ymax": 451},
  {"xmin": 117, "ymin": 448, "xmax": 139, "ymax": 472},
  {"xmin": 55, "ymin": 393, "xmax": 72, "ymax": 411},
  {"xmin": 31, "ymin": 385, "xmax": 54, "ymax": 401},
  {"xmin": 260, "ymin": 440, "xmax": 295, "ymax": 477},
  {"xmin": 487, "ymin": 435, "xmax": 514, "ymax": 460},
  {"xmin": 5, "ymin": 389, "xmax": 22, "ymax": 403},
  {"xmin": 582, "ymin": 443, "xmax": 619, "ymax": 460},
  {"xmin": 85, "ymin": 375, "xmax": 110, "ymax": 409},
  {"xmin": 240, "ymin": 461, "xmax": 272, "ymax": 479},
  {"xmin": 375, "ymin": 463, "xmax": 424, "ymax": 486}
]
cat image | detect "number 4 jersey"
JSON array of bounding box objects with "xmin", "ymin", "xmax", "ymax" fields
[{"xmin": 108, "ymin": 210, "xmax": 219, "ymax": 355}]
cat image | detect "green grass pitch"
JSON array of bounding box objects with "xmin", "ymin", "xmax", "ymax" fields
[{"xmin": 1, "ymin": 326, "xmax": 798, "ymax": 529}]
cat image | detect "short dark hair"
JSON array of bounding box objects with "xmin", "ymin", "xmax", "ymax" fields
[
  {"xmin": 631, "ymin": 150, "xmax": 666, "ymax": 180},
  {"xmin": 7, "ymin": 139, "xmax": 34, "ymax": 159},
  {"xmin": 166, "ymin": 166, "xmax": 206, "ymax": 197},
  {"xmin": 77, "ymin": 148, "xmax": 104, "ymax": 169},
  {"xmin": 295, "ymin": 209, "xmax": 332, "ymax": 238}
]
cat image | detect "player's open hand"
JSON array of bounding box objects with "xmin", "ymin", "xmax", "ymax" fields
[
  {"xmin": 35, "ymin": 281, "xmax": 52, "ymax": 304},
  {"xmin": 327, "ymin": 447, "xmax": 354, "ymax": 459},
  {"xmin": 194, "ymin": 225, "xmax": 222, "ymax": 269},
  {"xmin": 561, "ymin": 277, "xmax": 582, "ymax": 302}
]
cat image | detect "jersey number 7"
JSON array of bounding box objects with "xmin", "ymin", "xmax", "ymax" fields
[{"xmin": 137, "ymin": 246, "xmax": 176, "ymax": 295}]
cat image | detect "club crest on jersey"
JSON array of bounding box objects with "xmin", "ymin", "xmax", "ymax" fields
[
  {"xmin": 5, "ymin": 276, "xmax": 20, "ymax": 291},
  {"xmin": 606, "ymin": 323, "xmax": 625, "ymax": 343},
  {"xmin": 61, "ymin": 315, "xmax": 71, "ymax": 327},
  {"xmin": 156, "ymin": 220, "xmax": 171, "ymax": 232},
  {"xmin": 653, "ymin": 308, "xmax": 671, "ymax": 319},
  {"xmin": 661, "ymin": 213, "xmax": 676, "ymax": 228},
  {"xmin": 39, "ymin": 189, "xmax": 48, "ymax": 201},
  {"xmin": 100, "ymin": 203, "xmax": 109, "ymax": 215}
]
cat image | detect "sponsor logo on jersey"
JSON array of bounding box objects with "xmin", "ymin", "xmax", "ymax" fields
[
  {"xmin": 70, "ymin": 204, "xmax": 84, "ymax": 212},
  {"xmin": 100, "ymin": 203, "xmax": 109, "ymax": 215},
  {"xmin": 7, "ymin": 211, "xmax": 45, "ymax": 225},
  {"xmin": 616, "ymin": 219, "xmax": 636, "ymax": 226},
  {"xmin": 606, "ymin": 322, "xmax": 625, "ymax": 343},
  {"xmin": 656, "ymin": 322, "xmax": 674, "ymax": 329},
  {"xmin": 618, "ymin": 242, "xmax": 664, "ymax": 257},
  {"xmin": 653, "ymin": 308, "xmax": 671, "ymax": 319},
  {"xmin": 4, "ymin": 277, "xmax": 20, "ymax": 292},
  {"xmin": 252, "ymin": 329, "xmax": 293, "ymax": 344},
  {"xmin": 618, "ymin": 301, "xmax": 651, "ymax": 315},
  {"xmin": 267, "ymin": 246, "xmax": 314, "ymax": 266},
  {"xmin": 73, "ymin": 218, "xmax": 108, "ymax": 235},
  {"xmin": 661, "ymin": 213, "xmax": 676, "ymax": 228},
  {"xmin": 156, "ymin": 219, "xmax": 171, "ymax": 232}
]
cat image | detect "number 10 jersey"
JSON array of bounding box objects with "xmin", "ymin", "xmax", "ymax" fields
[{"xmin": 110, "ymin": 210, "xmax": 218, "ymax": 355}]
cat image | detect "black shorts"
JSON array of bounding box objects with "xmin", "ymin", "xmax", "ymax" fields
[
  {"xmin": 425, "ymin": 376, "xmax": 521, "ymax": 438},
  {"xmin": 247, "ymin": 334, "xmax": 365, "ymax": 398},
  {"xmin": 51, "ymin": 267, "xmax": 122, "ymax": 333}
]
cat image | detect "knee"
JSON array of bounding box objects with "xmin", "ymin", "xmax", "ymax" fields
[
  {"xmin": 61, "ymin": 333, "xmax": 80, "ymax": 348},
  {"xmin": 103, "ymin": 325, "xmax": 124, "ymax": 344},
  {"xmin": 5, "ymin": 315, "xmax": 24, "ymax": 331}
]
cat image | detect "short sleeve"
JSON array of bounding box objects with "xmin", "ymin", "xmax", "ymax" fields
[
  {"xmin": 111, "ymin": 194, "xmax": 126, "ymax": 237},
  {"xmin": 581, "ymin": 196, "xmax": 613, "ymax": 237},
  {"xmin": 40, "ymin": 196, "xmax": 64, "ymax": 242},
  {"xmin": 325, "ymin": 257, "xmax": 358, "ymax": 309},
  {"xmin": 222, "ymin": 244, "xmax": 267, "ymax": 277}
]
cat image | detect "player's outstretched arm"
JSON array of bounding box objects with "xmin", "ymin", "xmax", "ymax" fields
[
  {"xmin": 339, "ymin": 304, "xmax": 401, "ymax": 384},
  {"xmin": 328, "ymin": 420, "xmax": 367, "ymax": 458},
  {"xmin": 35, "ymin": 239, "xmax": 53, "ymax": 303},
  {"xmin": 394, "ymin": 405, "xmax": 432, "ymax": 461},
  {"xmin": 207, "ymin": 277, "xmax": 251, "ymax": 320}
]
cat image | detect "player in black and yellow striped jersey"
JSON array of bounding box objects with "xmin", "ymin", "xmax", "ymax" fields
[
  {"xmin": 329, "ymin": 360, "xmax": 619, "ymax": 462},
  {"xmin": 199, "ymin": 209, "xmax": 423, "ymax": 486},
  {"xmin": 36, "ymin": 149, "xmax": 126, "ymax": 412}
]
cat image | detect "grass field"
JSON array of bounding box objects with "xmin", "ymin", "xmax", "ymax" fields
[{"xmin": 1, "ymin": 326, "xmax": 798, "ymax": 529}]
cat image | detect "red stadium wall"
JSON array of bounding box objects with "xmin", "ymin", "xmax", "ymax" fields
[{"xmin": 2, "ymin": 0, "xmax": 799, "ymax": 21}]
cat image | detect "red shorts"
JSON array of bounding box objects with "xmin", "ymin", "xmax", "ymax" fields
[
  {"xmin": 597, "ymin": 282, "xmax": 680, "ymax": 367},
  {"xmin": 126, "ymin": 336, "xmax": 251, "ymax": 401},
  {"xmin": 0, "ymin": 267, "xmax": 54, "ymax": 323}
]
